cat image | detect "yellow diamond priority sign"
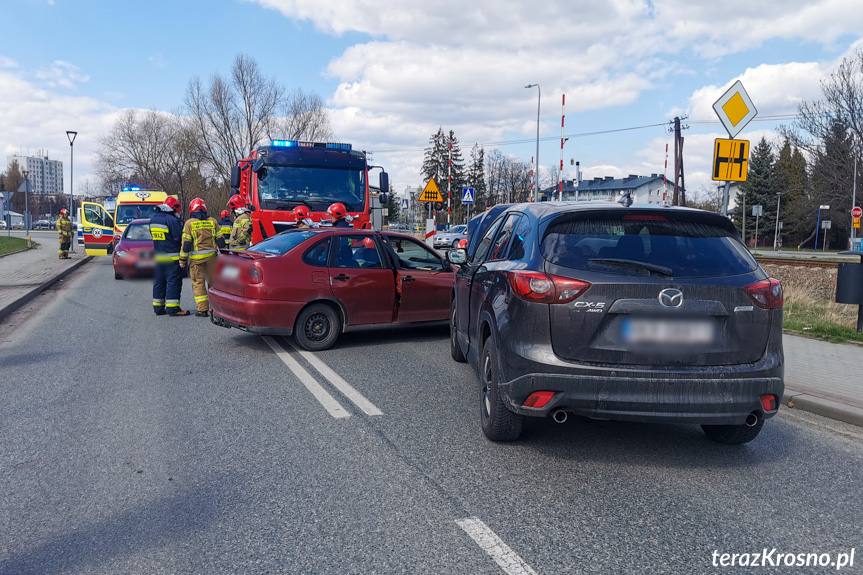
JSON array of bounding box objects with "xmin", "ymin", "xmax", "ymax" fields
[
  {"xmin": 713, "ymin": 80, "xmax": 757, "ymax": 138},
  {"xmin": 419, "ymin": 178, "xmax": 443, "ymax": 202}
]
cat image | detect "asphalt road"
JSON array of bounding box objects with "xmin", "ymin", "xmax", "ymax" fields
[{"xmin": 1, "ymin": 258, "xmax": 862, "ymax": 574}]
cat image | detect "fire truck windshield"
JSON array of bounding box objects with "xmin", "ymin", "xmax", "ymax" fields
[
  {"xmin": 257, "ymin": 165, "xmax": 365, "ymax": 212},
  {"xmin": 115, "ymin": 203, "xmax": 160, "ymax": 226}
]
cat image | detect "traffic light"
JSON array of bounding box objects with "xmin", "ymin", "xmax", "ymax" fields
[{"xmin": 434, "ymin": 202, "xmax": 443, "ymax": 211}]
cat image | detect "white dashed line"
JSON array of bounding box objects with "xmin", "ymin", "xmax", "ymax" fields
[
  {"xmin": 262, "ymin": 335, "xmax": 349, "ymax": 419},
  {"xmin": 285, "ymin": 338, "xmax": 383, "ymax": 416},
  {"xmin": 456, "ymin": 517, "xmax": 537, "ymax": 575}
]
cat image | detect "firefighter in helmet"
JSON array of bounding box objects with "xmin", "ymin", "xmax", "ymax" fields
[
  {"xmin": 293, "ymin": 206, "xmax": 318, "ymax": 229},
  {"xmin": 150, "ymin": 197, "xmax": 189, "ymax": 316},
  {"xmin": 227, "ymin": 194, "xmax": 253, "ymax": 250},
  {"xmin": 326, "ymin": 202, "xmax": 353, "ymax": 228},
  {"xmin": 179, "ymin": 198, "xmax": 226, "ymax": 317},
  {"xmin": 56, "ymin": 208, "xmax": 73, "ymax": 259},
  {"xmin": 218, "ymin": 209, "xmax": 233, "ymax": 238}
]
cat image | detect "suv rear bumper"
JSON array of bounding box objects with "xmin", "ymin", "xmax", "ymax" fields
[{"xmin": 500, "ymin": 373, "xmax": 784, "ymax": 426}]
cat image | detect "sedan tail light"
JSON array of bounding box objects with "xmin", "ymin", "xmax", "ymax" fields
[
  {"xmin": 507, "ymin": 271, "xmax": 591, "ymax": 304},
  {"xmin": 744, "ymin": 277, "xmax": 783, "ymax": 309},
  {"xmin": 248, "ymin": 265, "xmax": 263, "ymax": 284}
]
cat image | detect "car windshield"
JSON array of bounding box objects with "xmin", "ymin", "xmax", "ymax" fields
[
  {"xmin": 257, "ymin": 165, "xmax": 365, "ymax": 213},
  {"xmin": 451, "ymin": 225, "xmax": 466, "ymax": 234},
  {"xmin": 124, "ymin": 224, "xmax": 152, "ymax": 241},
  {"xmin": 248, "ymin": 230, "xmax": 320, "ymax": 255},
  {"xmin": 115, "ymin": 203, "xmax": 160, "ymax": 226},
  {"xmin": 541, "ymin": 216, "xmax": 758, "ymax": 278}
]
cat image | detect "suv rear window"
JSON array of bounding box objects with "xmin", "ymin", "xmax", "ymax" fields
[
  {"xmin": 541, "ymin": 217, "xmax": 757, "ymax": 278},
  {"xmin": 248, "ymin": 230, "xmax": 319, "ymax": 255}
]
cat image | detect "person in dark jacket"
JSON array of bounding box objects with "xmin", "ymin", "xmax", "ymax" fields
[
  {"xmin": 149, "ymin": 197, "xmax": 189, "ymax": 316},
  {"xmin": 218, "ymin": 210, "xmax": 233, "ymax": 238}
]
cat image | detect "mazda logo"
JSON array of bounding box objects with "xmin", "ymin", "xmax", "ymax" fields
[{"xmin": 658, "ymin": 288, "xmax": 683, "ymax": 307}]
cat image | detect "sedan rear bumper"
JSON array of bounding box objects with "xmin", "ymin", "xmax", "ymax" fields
[
  {"xmin": 209, "ymin": 288, "xmax": 303, "ymax": 335},
  {"xmin": 500, "ymin": 373, "xmax": 784, "ymax": 426}
]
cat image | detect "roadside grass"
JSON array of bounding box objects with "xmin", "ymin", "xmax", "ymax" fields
[
  {"xmin": 783, "ymin": 284, "xmax": 863, "ymax": 344},
  {"xmin": 0, "ymin": 236, "xmax": 31, "ymax": 256}
]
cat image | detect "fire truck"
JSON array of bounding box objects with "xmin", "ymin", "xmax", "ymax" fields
[
  {"xmin": 79, "ymin": 188, "xmax": 175, "ymax": 256},
  {"xmin": 230, "ymin": 140, "xmax": 390, "ymax": 243}
]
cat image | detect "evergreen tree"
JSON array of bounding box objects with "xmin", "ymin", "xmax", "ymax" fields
[
  {"xmin": 466, "ymin": 144, "xmax": 487, "ymax": 217},
  {"xmin": 773, "ymin": 139, "xmax": 811, "ymax": 244},
  {"xmin": 806, "ymin": 121, "xmax": 855, "ymax": 249},
  {"xmin": 734, "ymin": 137, "xmax": 774, "ymax": 246}
]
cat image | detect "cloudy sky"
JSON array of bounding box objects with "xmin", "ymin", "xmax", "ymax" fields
[{"xmin": 2, "ymin": 0, "xmax": 862, "ymax": 201}]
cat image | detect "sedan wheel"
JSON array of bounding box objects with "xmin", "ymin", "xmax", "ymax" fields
[
  {"xmin": 479, "ymin": 337, "xmax": 523, "ymax": 441},
  {"xmin": 294, "ymin": 303, "xmax": 341, "ymax": 351},
  {"xmin": 452, "ymin": 239, "xmax": 459, "ymax": 248}
]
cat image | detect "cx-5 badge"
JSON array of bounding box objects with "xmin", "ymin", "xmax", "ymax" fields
[{"xmin": 658, "ymin": 288, "xmax": 683, "ymax": 307}]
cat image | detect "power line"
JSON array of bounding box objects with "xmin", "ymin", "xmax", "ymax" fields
[{"xmin": 373, "ymin": 114, "xmax": 807, "ymax": 154}]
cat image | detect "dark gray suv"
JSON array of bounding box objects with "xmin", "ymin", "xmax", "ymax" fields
[{"xmin": 448, "ymin": 203, "xmax": 784, "ymax": 444}]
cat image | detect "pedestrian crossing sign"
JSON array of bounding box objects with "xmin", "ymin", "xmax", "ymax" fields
[
  {"xmin": 462, "ymin": 188, "xmax": 474, "ymax": 204},
  {"xmin": 401, "ymin": 198, "xmax": 409, "ymax": 210},
  {"xmin": 419, "ymin": 178, "xmax": 443, "ymax": 202}
]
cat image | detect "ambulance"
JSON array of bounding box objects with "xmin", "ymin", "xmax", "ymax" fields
[{"xmin": 80, "ymin": 187, "xmax": 176, "ymax": 256}]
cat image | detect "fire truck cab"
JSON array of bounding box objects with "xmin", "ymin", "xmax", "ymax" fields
[
  {"xmin": 230, "ymin": 140, "xmax": 389, "ymax": 243},
  {"xmin": 80, "ymin": 188, "xmax": 175, "ymax": 256}
]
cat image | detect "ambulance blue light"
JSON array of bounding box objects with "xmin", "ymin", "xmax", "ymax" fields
[
  {"xmin": 271, "ymin": 140, "xmax": 297, "ymax": 147},
  {"xmin": 122, "ymin": 186, "xmax": 140, "ymax": 191},
  {"xmin": 326, "ymin": 143, "xmax": 352, "ymax": 151}
]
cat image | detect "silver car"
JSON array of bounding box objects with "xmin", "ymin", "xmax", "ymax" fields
[{"xmin": 433, "ymin": 225, "xmax": 468, "ymax": 249}]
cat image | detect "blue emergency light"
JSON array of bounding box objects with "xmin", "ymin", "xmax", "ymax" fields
[
  {"xmin": 270, "ymin": 140, "xmax": 352, "ymax": 151},
  {"xmin": 122, "ymin": 186, "xmax": 141, "ymax": 191}
]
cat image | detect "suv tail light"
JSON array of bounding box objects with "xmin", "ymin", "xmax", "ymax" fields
[
  {"xmin": 507, "ymin": 271, "xmax": 591, "ymax": 304},
  {"xmin": 744, "ymin": 278, "xmax": 783, "ymax": 309}
]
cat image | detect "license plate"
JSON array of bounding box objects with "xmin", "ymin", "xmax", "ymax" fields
[
  {"xmin": 621, "ymin": 318, "xmax": 715, "ymax": 344},
  {"xmin": 221, "ymin": 265, "xmax": 240, "ymax": 280},
  {"xmin": 135, "ymin": 260, "xmax": 154, "ymax": 268}
]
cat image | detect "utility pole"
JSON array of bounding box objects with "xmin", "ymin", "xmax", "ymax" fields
[
  {"xmin": 447, "ymin": 139, "xmax": 452, "ymax": 229},
  {"xmin": 670, "ymin": 116, "xmax": 688, "ymax": 206},
  {"xmin": 559, "ymin": 94, "xmax": 565, "ymax": 201}
]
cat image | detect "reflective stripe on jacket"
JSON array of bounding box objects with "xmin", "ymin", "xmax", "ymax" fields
[
  {"xmin": 229, "ymin": 212, "xmax": 253, "ymax": 249},
  {"xmin": 180, "ymin": 214, "xmax": 225, "ymax": 262}
]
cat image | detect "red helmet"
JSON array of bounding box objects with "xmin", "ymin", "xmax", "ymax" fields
[
  {"xmin": 189, "ymin": 198, "xmax": 207, "ymax": 213},
  {"xmin": 221, "ymin": 210, "xmax": 229, "ymax": 219},
  {"xmin": 327, "ymin": 202, "xmax": 347, "ymax": 220},
  {"xmin": 362, "ymin": 237, "xmax": 376, "ymax": 249},
  {"xmin": 293, "ymin": 206, "xmax": 311, "ymax": 220},
  {"xmin": 457, "ymin": 239, "xmax": 468, "ymax": 249},
  {"xmin": 163, "ymin": 197, "xmax": 181, "ymax": 212},
  {"xmin": 228, "ymin": 194, "xmax": 245, "ymax": 210},
  {"xmin": 59, "ymin": 208, "xmax": 69, "ymax": 217}
]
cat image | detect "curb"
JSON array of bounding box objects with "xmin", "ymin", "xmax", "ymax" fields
[
  {"xmin": 0, "ymin": 248, "xmax": 30, "ymax": 259},
  {"xmin": 0, "ymin": 256, "xmax": 93, "ymax": 323},
  {"xmin": 782, "ymin": 388, "xmax": 863, "ymax": 429}
]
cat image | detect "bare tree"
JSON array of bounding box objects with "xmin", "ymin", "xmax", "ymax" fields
[{"xmin": 185, "ymin": 54, "xmax": 332, "ymax": 182}]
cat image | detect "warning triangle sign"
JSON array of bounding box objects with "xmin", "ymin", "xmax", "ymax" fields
[{"xmin": 419, "ymin": 178, "xmax": 443, "ymax": 202}]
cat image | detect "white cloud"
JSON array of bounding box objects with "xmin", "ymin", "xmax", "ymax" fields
[
  {"xmin": 0, "ymin": 56, "xmax": 18, "ymax": 68},
  {"xmin": 242, "ymin": 0, "xmax": 863, "ymax": 189},
  {"xmin": 0, "ymin": 69, "xmax": 117, "ymax": 194},
  {"xmin": 34, "ymin": 60, "xmax": 90, "ymax": 90}
]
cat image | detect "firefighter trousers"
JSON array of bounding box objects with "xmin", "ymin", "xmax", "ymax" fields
[
  {"xmin": 153, "ymin": 261, "xmax": 184, "ymax": 314},
  {"xmin": 190, "ymin": 256, "xmax": 217, "ymax": 312},
  {"xmin": 58, "ymin": 240, "xmax": 71, "ymax": 258}
]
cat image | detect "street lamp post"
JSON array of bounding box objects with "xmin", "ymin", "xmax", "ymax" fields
[
  {"xmin": 525, "ymin": 83, "xmax": 540, "ymax": 202},
  {"xmin": 773, "ymin": 192, "xmax": 782, "ymax": 250},
  {"xmin": 22, "ymin": 170, "xmax": 30, "ymax": 236},
  {"xmin": 66, "ymin": 131, "xmax": 77, "ymax": 253}
]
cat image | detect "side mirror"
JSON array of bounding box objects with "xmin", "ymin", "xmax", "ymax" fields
[
  {"xmin": 251, "ymin": 158, "xmax": 266, "ymax": 173},
  {"xmin": 446, "ymin": 249, "xmax": 467, "ymax": 265},
  {"xmin": 230, "ymin": 166, "xmax": 241, "ymax": 188},
  {"xmin": 379, "ymin": 171, "xmax": 390, "ymax": 194},
  {"xmin": 379, "ymin": 193, "xmax": 389, "ymax": 205}
]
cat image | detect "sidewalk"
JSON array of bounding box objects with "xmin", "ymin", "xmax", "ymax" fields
[
  {"xmin": 0, "ymin": 235, "xmax": 91, "ymax": 322},
  {"xmin": 783, "ymin": 335, "xmax": 863, "ymax": 427}
]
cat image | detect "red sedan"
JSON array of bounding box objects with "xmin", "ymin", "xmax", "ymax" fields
[
  {"xmin": 112, "ymin": 218, "xmax": 155, "ymax": 280},
  {"xmin": 209, "ymin": 229, "xmax": 455, "ymax": 350}
]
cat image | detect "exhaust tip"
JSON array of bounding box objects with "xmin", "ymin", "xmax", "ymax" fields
[
  {"xmin": 552, "ymin": 409, "xmax": 568, "ymax": 424},
  {"xmin": 745, "ymin": 412, "xmax": 759, "ymax": 427}
]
